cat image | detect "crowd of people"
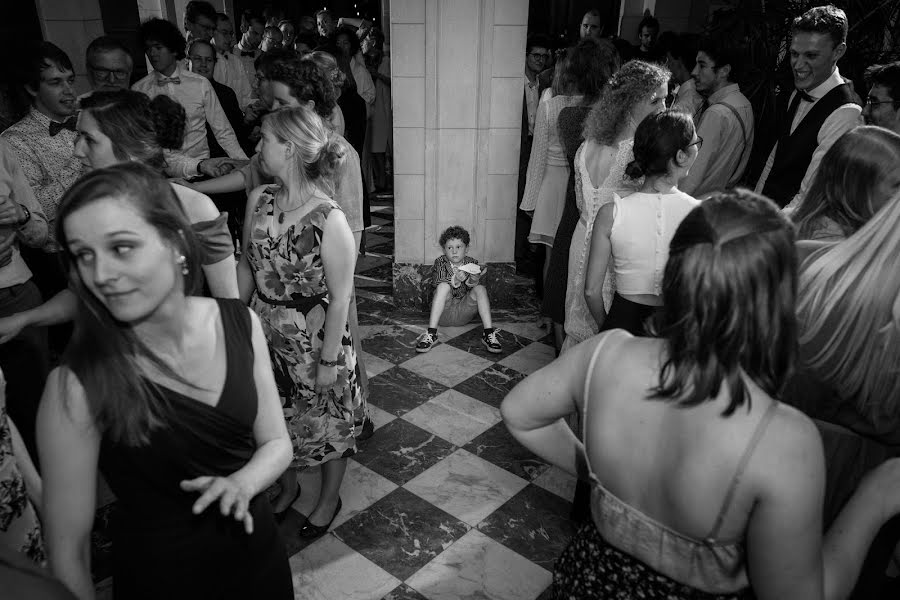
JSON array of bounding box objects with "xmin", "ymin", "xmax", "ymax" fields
[{"xmin": 2, "ymin": 1, "xmax": 900, "ymax": 599}]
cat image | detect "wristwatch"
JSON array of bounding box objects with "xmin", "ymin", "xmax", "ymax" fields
[{"xmin": 16, "ymin": 204, "xmax": 31, "ymax": 228}]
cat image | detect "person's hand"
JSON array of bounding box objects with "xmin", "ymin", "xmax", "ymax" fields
[
  {"xmin": 0, "ymin": 197, "xmax": 25, "ymax": 226},
  {"xmin": 199, "ymin": 157, "xmax": 248, "ymax": 178},
  {"xmin": 315, "ymin": 363, "xmax": 338, "ymax": 394},
  {"xmin": 468, "ymin": 266, "xmax": 487, "ymax": 286},
  {"xmin": 0, "ymin": 312, "xmax": 28, "ymax": 344},
  {"xmin": 180, "ymin": 475, "xmax": 254, "ymax": 534},
  {"xmin": 0, "ymin": 233, "xmax": 17, "ymax": 268},
  {"xmin": 453, "ymin": 269, "xmax": 468, "ymax": 284},
  {"xmin": 244, "ymin": 102, "xmax": 267, "ymax": 123}
]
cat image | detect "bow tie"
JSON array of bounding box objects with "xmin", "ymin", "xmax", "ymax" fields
[
  {"xmin": 48, "ymin": 117, "xmax": 76, "ymax": 137},
  {"xmin": 156, "ymin": 75, "xmax": 181, "ymax": 86},
  {"xmin": 240, "ymin": 50, "xmax": 256, "ymax": 57},
  {"xmin": 795, "ymin": 89, "xmax": 815, "ymax": 103}
]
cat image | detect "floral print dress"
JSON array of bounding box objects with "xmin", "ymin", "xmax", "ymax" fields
[
  {"xmin": 0, "ymin": 368, "xmax": 45, "ymax": 564},
  {"xmin": 247, "ymin": 187, "xmax": 364, "ymax": 468}
]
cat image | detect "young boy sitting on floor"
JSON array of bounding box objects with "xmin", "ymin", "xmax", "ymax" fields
[{"xmin": 416, "ymin": 225, "xmax": 502, "ymax": 353}]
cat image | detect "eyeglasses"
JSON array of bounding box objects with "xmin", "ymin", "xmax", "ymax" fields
[
  {"xmin": 865, "ymin": 97, "xmax": 895, "ymax": 106},
  {"xmin": 528, "ymin": 52, "xmax": 550, "ymax": 60},
  {"xmin": 89, "ymin": 67, "xmax": 130, "ymax": 80},
  {"xmin": 686, "ymin": 136, "xmax": 703, "ymax": 150},
  {"xmin": 217, "ymin": 28, "xmax": 234, "ymax": 37}
]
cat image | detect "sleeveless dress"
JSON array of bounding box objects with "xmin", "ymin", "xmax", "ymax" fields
[
  {"xmin": 543, "ymin": 105, "xmax": 591, "ymax": 323},
  {"xmin": 553, "ymin": 331, "xmax": 771, "ymax": 599},
  {"xmin": 561, "ymin": 139, "xmax": 639, "ymax": 353},
  {"xmin": 0, "ymin": 368, "xmax": 44, "ymax": 565},
  {"xmin": 99, "ymin": 299, "xmax": 292, "ymax": 600},
  {"xmin": 520, "ymin": 95, "xmax": 583, "ymax": 247},
  {"xmin": 247, "ymin": 187, "xmax": 364, "ymax": 468}
]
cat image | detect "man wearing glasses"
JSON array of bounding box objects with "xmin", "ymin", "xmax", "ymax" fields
[
  {"xmin": 183, "ymin": 0, "xmax": 217, "ymax": 44},
  {"xmin": 212, "ymin": 12, "xmax": 255, "ymax": 112},
  {"xmin": 680, "ymin": 37, "xmax": 754, "ymax": 199},
  {"xmin": 863, "ymin": 62, "xmax": 900, "ymax": 135}
]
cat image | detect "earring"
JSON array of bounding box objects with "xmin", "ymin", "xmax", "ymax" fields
[{"xmin": 177, "ymin": 254, "xmax": 189, "ymax": 276}]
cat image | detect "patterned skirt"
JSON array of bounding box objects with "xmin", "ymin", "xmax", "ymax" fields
[{"xmin": 552, "ymin": 522, "xmax": 750, "ymax": 600}]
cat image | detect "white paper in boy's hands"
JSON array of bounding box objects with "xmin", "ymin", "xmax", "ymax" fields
[{"xmin": 458, "ymin": 263, "xmax": 481, "ymax": 275}]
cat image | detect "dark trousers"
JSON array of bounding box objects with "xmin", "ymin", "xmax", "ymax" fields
[
  {"xmin": 0, "ymin": 280, "xmax": 49, "ymax": 462},
  {"xmin": 19, "ymin": 247, "xmax": 70, "ymax": 356}
]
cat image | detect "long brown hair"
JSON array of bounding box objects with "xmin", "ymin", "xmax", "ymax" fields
[
  {"xmin": 650, "ymin": 189, "xmax": 797, "ymax": 415},
  {"xmin": 56, "ymin": 163, "xmax": 202, "ymax": 445}
]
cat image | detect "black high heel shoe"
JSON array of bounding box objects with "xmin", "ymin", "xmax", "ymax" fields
[
  {"xmin": 299, "ymin": 497, "xmax": 342, "ymax": 538},
  {"xmin": 273, "ymin": 484, "xmax": 303, "ymax": 524}
]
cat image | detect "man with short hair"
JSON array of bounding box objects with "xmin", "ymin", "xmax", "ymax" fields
[
  {"xmin": 183, "ymin": 0, "xmax": 217, "ymax": 43},
  {"xmin": 188, "ymin": 39, "xmax": 249, "ymax": 156},
  {"xmin": 755, "ymin": 5, "xmax": 862, "ymax": 207},
  {"xmin": 234, "ymin": 12, "xmax": 265, "ymax": 88},
  {"xmin": 212, "ymin": 12, "xmax": 254, "ymax": 110},
  {"xmin": 580, "ymin": 10, "xmax": 603, "ymax": 39},
  {"xmin": 85, "ymin": 36, "xmax": 134, "ymax": 93},
  {"xmin": 668, "ymin": 33, "xmax": 703, "ymax": 122},
  {"xmin": 133, "ymin": 18, "xmax": 247, "ymax": 161},
  {"xmin": 261, "ymin": 26, "xmax": 283, "ymax": 53},
  {"xmin": 317, "ymin": 9, "xmax": 337, "ymax": 44},
  {"xmin": 680, "ymin": 37, "xmax": 754, "ymax": 198},
  {"xmin": 863, "ymin": 61, "xmax": 900, "ymax": 134}
]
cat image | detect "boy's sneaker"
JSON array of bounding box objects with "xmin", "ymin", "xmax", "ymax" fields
[
  {"xmin": 416, "ymin": 330, "xmax": 438, "ymax": 353},
  {"xmin": 482, "ymin": 328, "xmax": 502, "ymax": 354}
]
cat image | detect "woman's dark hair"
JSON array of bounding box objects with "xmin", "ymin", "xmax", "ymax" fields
[
  {"xmin": 140, "ymin": 18, "xmax": 188, "ymax": 59},
  {"xmin": 56, "ymin": 162, "xmax": 202, "ymax": 445},
  {"xmin": 21, "ymin": 41, "xmax": 75, "ymax": 92},
  {"xmin": 565, "ymin": 37, "xmax": 620, "ymax": 103},
  {"xmin": 268, "ymin": 56, "xmax": 337, "ymax": 120},
  {"xmin": 625, "ymin": 111, "xmax": 695, "ymax": 179},
  {"xmin": 80, "ymin": 90, "xmax": 186, "ymax": 172},
  {"xmin": 334, "ymin": 26, "xmax": 361, "ymax": 57},
  {"xmin": 439, "ymin": 225, "xmax": 470, "ymax": 247},
  {"xmin": 649, "ymin": 189, "xmax": 796, "ymax": 416},
  {"xmin": 638, "ymin": 14, "xmax": 660, "ymax": 36}
]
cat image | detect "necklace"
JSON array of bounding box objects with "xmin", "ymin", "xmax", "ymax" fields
[{"xmin": 275, "ymin": 191, "xmax": 305, "ymax": 224}]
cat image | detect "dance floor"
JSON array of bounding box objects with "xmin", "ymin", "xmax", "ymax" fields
[{"xmin": 93, "ymin": 195, "xmax": 569, "ymax": 599}]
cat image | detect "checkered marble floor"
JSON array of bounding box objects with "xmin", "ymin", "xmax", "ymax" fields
[{"xmin": 273, "ymin": 200, "xmax": 575, "ymax": 599}]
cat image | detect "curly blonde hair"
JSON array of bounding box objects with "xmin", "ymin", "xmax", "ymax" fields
[{"xmin": 582, "ymin": 60, "xmax": 669, "ymax": 145}]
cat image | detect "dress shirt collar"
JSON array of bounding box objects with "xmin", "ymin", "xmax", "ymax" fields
[
  {"xmin": 524, "ymin": 70, "xmax": 538, "ymax": 88},
  {"xmin": 28, "ymin": 105, "xmax": 76, "ymax": 128},
  {"xmin": 804, "ymin": 66, "xmax": 844, "ymax": 101},
  {"xmin": 706, "ymin": 82, "xmax": 740, "ymax": 105},
  {"xmin": 154, "ymin": 62, "xmax": 183, "ymax": 80}
]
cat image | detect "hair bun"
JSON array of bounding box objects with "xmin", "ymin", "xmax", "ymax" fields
[
  {"xmin": 625, "ymin": 158, "xmax": 645, "ymax": 180},
  {"xmin": 306, "ymin": 133, "xmax": 347, "ymax": 181}
]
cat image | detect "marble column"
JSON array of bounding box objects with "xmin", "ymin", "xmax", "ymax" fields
[{"xmin": 390, "ymin": 0, "xmax": 528, "ymax": 309}]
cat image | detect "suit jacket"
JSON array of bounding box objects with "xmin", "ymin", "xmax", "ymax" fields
[{"xmin": 206, "ymin": 79, "xmax": 251, "ymax": 158}]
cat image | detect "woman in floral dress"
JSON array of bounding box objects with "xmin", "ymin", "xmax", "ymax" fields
[{"xmin": 238, "ymin": 105, "xmax": 361, "ymax": 537}]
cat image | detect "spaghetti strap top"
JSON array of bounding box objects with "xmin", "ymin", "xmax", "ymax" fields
[{"xmin": 580, "ymin": 329, "xmax": 774, "ymax": 594}]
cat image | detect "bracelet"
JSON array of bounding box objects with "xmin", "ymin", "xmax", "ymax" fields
[
  {"xmin": 16, "ymin": 205, "xmax": 31, "ymax": 228},
  {"xmin": 319, "ymin": 355, "xmax": 342, "ymax": 367}
]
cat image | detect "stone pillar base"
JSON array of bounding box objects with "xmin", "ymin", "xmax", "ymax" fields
[{"xmin": 392, "ymin": 262, "xmax": 518, "ymax": 311}]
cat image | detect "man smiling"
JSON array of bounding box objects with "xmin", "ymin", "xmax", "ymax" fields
[{"xmin": 755, "ymin": 5, "xmax": 862, "ymax": 207}]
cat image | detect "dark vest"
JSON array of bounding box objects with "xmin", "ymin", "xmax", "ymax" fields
[{"xmin": 761, "ymin": 83, "xmax": 857, "ymax": 207}]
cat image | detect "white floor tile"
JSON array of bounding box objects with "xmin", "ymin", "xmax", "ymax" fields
[
  {"xmin": 290, "ymin": 535, "xmax": 400, "ymax": 599},
  {"xmin": 401, "ymin": 389, "xmax": 501, "ymax": 446},
  {"xmin": 400, "ymin": 344, "xmax": 494, "ymax": 387},
  {"xmin": 498, "ymin": 343, "xmax": 556, "ymax": 375}
]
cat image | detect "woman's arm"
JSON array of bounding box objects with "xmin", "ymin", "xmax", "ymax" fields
[
  {"xmin": 583, "ymin": 202, "xmax": 615, "ymax": 327},
  {"xmin": 0, "ymin": 289, "xmax": 77, "ymax": 344},
  {"xmin": 38, "ymin": 368, "xmax": 100, "ymax": 600},
  {"xmin": 9, "ymin": 417, "xmax": 41, "ymax": 510},
  {"xmin": 500, "ymin": 335, "xmax": 607, "ymax": 477},
  {"xmin": 237, "ymin": 187, "xmax": 265, "ymax": 304},
  {"xmin": 182, "ymin": 170, "xmax": 246, "ymax": 196},
  {"xmin": 180, "ymin": 310, "xmax": 292, "ymax": 533},
  {"xmin": 202, "ymin": 256, "xmax": 239, "ymax": 299},
  {"xmin": 317, "ymin": 209, "xmax": 356, "ymax": 389}
]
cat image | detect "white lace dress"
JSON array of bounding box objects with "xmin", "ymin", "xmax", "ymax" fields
[{"xmin": 561, "ymin": 139, "xmax": 639, "ymax": 353}]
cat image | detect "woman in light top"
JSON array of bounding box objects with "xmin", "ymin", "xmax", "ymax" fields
[
  {"xmin": 562, "ymin": 60, "xmax": 669, "ymax": 353},
  {"xmin": 584, "ymin": 110, "xmax": 699, "ymax": 335}
]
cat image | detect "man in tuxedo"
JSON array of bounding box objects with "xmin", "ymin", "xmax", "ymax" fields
[{"xmin": 754, "ymin": 5, "xmax": 862, "ymax": 207}]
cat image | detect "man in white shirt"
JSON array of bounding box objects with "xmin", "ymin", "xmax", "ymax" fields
[
  {"xmin": 212, "ymin": 12, "xmax": 254, "ymax": 111},
  {"xmin": 234, "ymin": 12, "xmax": 266, "ymax": 94},
  {"xmin": 755, "ymin": 5, "xmax": 862, "ymax": 207},
  {"xmin": 862, "ymin": 62, "xmax": 900, "ymax": 135},
  {"xmin": 681, "ymin": 37, "xmax": 754, "ymax": 198},
  {"xmin": 133, "ymin": 18, "xmax": 247, "ymax": 162}
]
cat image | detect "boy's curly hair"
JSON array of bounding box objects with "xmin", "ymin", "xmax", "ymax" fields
[{"xmin": 439, "ymin": 225, "xmax": 470, "ymax": 247}]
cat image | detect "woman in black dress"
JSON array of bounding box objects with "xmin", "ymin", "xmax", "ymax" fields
[
  {"xmin": 37, "ymin": 163, "xmax": 293, "ymax": 599},
  {"xmin": 543, "ymin": 38, "xmax": 620, "ymax": 351}
]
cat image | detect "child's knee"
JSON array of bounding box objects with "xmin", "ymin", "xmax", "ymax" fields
[
  {"xmin": 433, "ymin": 282, "xmax": 452, "ymax": 301},
  {"xmin": 471, "ymin": 284, "xmax": 488, "ymax": 299}
]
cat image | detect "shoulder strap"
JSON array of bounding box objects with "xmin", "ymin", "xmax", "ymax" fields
[
  {"xmin": 706, "ymin": 101, "xmax": 748, "ymax": 184},
  {"xmin": 581, "ymin": 330, "xmax": 623, "ymax": 481},
  {"xmin": 706, "ymin": 400, "xmax": 779, "ymax": 541}
]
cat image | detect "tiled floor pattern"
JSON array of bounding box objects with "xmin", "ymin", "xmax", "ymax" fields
[{"xmin": 93, "ymin": 197, "xmax": 573, "ymax": 599}]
